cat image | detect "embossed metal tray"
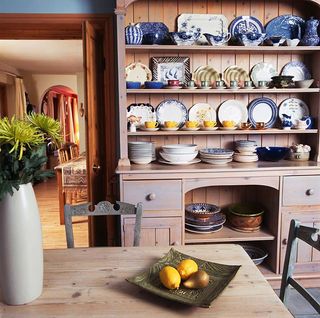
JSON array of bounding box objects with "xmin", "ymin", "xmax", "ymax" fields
[{"xmin": 126, "ymin": 248, "xmax": 240, "ymax": 308}]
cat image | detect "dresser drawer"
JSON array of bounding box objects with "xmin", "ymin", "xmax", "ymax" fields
[
  {"xmin": 122, "ymin": 180, "xmax": 182, "ymax": 210},
  {"xmin": 283, "ymin": 176, "xmax": 320, "ymax": 206}
]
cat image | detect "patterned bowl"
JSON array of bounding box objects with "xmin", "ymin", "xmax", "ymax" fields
[{"xmin": 185, "ymin": 203, "xmax": 221, "ymax": 219}]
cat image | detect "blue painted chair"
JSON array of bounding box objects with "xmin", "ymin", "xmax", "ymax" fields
[{"xmin": 280, "ymin": 219, "xmax": 320, "ymax": 313}]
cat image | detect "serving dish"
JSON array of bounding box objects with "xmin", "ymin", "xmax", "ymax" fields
[
  {"xmin": 256, "ymin": 147, "xmax": 290, "ymax": 161},
  {"xmin": 241, "ymin": 245, "xmax": 268, "ymax": 265},
  {"xmin": 162, "ymin": 144, "xmax": 197, "ymax": 154},
  {"xmin": 185, "ymin": 203, "xmax": 221, "ymax": 219}
]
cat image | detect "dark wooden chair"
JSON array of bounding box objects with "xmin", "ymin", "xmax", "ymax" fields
[
  {"xmin": 69, "ymin": 143, "xmax": 79, "ymax": 159},
  {"xmin": 64, "ymin": 201, "xmax": 143, "ymax": 248},
  {"xmin": 280, "ymin": 219, "xmax": 320, "ymax": 314}
]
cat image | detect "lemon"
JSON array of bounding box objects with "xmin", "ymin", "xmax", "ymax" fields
[
  {"xmin": 159, "ymin": 266, "xmax": 181, "ymax": 289},
  {"xmin": 176, "ymin": 259, "xmax": 198, "ymax": 280}
]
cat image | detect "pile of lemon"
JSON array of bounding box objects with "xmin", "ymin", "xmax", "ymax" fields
[{"xmin": 159, "ymin": 259, "xmax": 209, "ymax": 290}]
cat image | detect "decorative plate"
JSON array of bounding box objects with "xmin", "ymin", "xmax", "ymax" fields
[
  {"xmin": 192, "ymin": 65, "xmax": 220, "ymax": 86},
  {"xmin": 218, "ymin": 100, "xmax": 248, "ymax": 126},
  {"xmin": 223, "ymin": 65, "xmax": 250, "ymax": 87},
  {"xmin": 185, "ymin": 212, "xmax": 226, "ymax": 226},
  {"xmin": 152, "ymin": 57, "xmax": 191, "ymax": 86},
  {"xmin": 200, "ymin": 148, "xmax": 234, "ymax": 156},
  {"xmin": 248, "ymin": 97, "xmax": 278, "ymax": 128},
  {"xmin": 281, "ymin": 61, "xmax": 311, "ymax": 81},
  {"xmin": 265, "ymin": 15, "xmax": 305, "ymax": 40},
  {"xmin": 158, "ymin": 158, "xmax": 201, "ymax": 165},
  {"xmin": 156, "ymin": 99, "xmax": 188, "ymax": 128},
  {"xmin": 135, "ymin": 22, "xmax": 169, "ymax": 36},
  {"xmin": 250, "ymin": 62, "xmax": 278, "ymax": 88},
  {"xmin": 125, "ymin": 62, "xmax": 152, "ymax": 83},
  {"xmin": 278, "ymin": 98, "xmax": 309, "ymax": 126},
  {"xmin": 188, "ymin": 103, "xmax": 216, "ymax": 124},
  {"xmin": 185, "ymin": 202, "xmax": 221, "ymax": 216},
  {"xmin": 177, "ymin": 14, "xmax": 229, "ymax": 45},
  {"xmin": 127, "ymin": 103, "xmax": 156, "ymax": 127},
  {"xmin": 185, "ymin": 224, "xmax": 224, "ymax": 233},
  {"xmin": 126, "ymin": 248, "xmax": 240, "ymax": 308},
  {"xmin": 229, "ymin": 16, "xmax": 265, "ymax": 39}
]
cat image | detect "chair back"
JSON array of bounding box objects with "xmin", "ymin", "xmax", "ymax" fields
[
  {"xmin": 280, "ymin": 219, "xmax": 320, "ymax": 313},
  {"xmin": 69, "ymin": 143, "xmax": 79, "ymax": 159},
  {"xmin": 64, "ymin": 201, "xmax": 143, "ymax": 248},
  {"xmin": 58, "ymin": 148, "xmax": 70, "ymax": 164}
]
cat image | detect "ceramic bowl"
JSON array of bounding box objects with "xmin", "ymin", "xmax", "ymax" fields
[
  {"xmin": 126, "ymin": 81, "xmax": 141, "ymax": 89},
  {"xmin": 169, "ymin": 32, "xmax": 198, "ymax": 46},
  {"xmin": 160, "ymin": 151, "xmax": 198, "ymax": 163},
  {"xmin": 162, "ymin": 144, "xmax": 197, "ymax": 154},
  {"xmin": 271, "ymin": 75, "xmax": 294, "ymax": 88},
  {"xmin": 238, "ymin": 32, "xmax": 265, "ymax": 46},
  {"xmin": 203, "ymin": 32, "xmax": 231, "ymax": 46},
  {"xmin": 242, "ymin": 245, "xmax": 268, "ymax": 265},
  {"xmin": 143, "ymin": 32, "xmax": 168, "ymax": 45},
  {"xmin": 295, "ymin": 79, "xmax": 314, "ymax": 88},
  {"xmin": 144, "ymin": 81, "xmax": 164, "ymax": 89},
  {"xmin": 185, "ymin": 203, "xmax": 221, "ymax": 219},
  {"xmin": 256, "ymin": 147, "xmax": 290, "ymax": 161},
  {"xmin": 289, "ymin": 151, "xmax": 310, "ymax": 161},
  {"xmin": 130, "ymin": 157, "xmax": 152, "ymax": 164},
  {"xmin": 286, "ymin": 38, "xmax": 300, "ymax": 47}
]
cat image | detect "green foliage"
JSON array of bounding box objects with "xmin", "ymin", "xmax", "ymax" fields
[{"xmin": 0, "ymin": 115, "xmax": 61, "ymax": 200}]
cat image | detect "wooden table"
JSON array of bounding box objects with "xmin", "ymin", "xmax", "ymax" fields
[{"xmin": 0, "ymin": 244, "xmax": 292, "ymax": 317}]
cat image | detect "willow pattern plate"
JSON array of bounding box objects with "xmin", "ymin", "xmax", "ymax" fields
[
  {"xmin": 281, "ymin": 61, "xmax": 311, "ymax": 81},
  {"xmin": 223, "ymin": 65, "xmax": 250, "ymax": 87},
  {"xmin": 125, "ymin": 62, "xmax": 152, "ymax": 83},
  {"xmin": 126, "ymin": 248, "xmax": 240, "ymax": 308},
  {"xmin": 229, "ymin": 16, "xmax": 265, "ymax": 38},
  {"xmin": 192, "ymin": 65, "xmax": 220, "ymax": 87},
  {"xmin": 250, "ymin": 62, "xmax": 278, "ymax": 88},
  {"xmin": 278, "ymin": 98, "xmax": 309, "ymax": 126}
]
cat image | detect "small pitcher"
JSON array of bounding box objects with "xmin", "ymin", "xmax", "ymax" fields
[{"xmin": 282, "ymin": 114, "xmax": 293, "ymax": 130}]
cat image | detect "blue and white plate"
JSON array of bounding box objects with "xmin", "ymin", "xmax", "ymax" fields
[
  {"xmin": 156, "ymin": 99, "xmax": 188, "ymax": 128},
  {"xmin": 278, "ymin": 98, "xmax": 309, "ymax": 126},
  {"xmin": 229, "ymin": 16, "xmax": 264, "ymax": 39},
  {"xmin": 248, "ymin": 98, "xmax": 278, "ymax": 128},
  {"xmin": 265, "ymin": 15, "xmax": 305, "ymax": 39},
  {"xmin": 199, "ymin": 148, "xmax": 234, "ymax": 156},
  {"xmin": 281, "ymin": 61, "xmax": 312, "ymax": 81}
]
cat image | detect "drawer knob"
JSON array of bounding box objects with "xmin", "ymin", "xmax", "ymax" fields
[
  {"xmin": 282, "ymin": 239, "xmax": 288, "ymax": 245},
  {"xmin": 147, "ymin": 193, "xmax": 156, "ymax": 201},
  {"xmin": 306, "ymin": 189, "xmax": 315, "ymax": 196}
]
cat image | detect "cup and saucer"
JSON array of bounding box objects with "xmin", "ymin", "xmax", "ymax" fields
[
  {"xmin": 228, "ymin": 80, "xmax": 240, "ymax": 90},
  {"xmin": 165, "ymin": 80, "xmax": 183, "ymax": 89},
  {"xmin": 201, "ymin": 120, "xmax": 218, "ymax": 131},
  {"xmin": 182, "ymin": 121, "xmax": 200, "ymax": 131},
  {"xmin": 161, "ymin": 121, "xmax": 179, "ymax": 131},
  {"xmin": 185, "ymin": 80, "xmax": 198, "ymax": 90},
  {"xmin": 140, "ymin": 121, "xmax": 160, "ymax": 131},
  {"xmin": 198, "ymin": 80, "xmax": 212, "ymax": 89},
  {"xmin": 215, "ymin": 80, "xmax": 226, "ymax": 89},
  {"xmin": 255, "ymin": 81, "xmax": 269, "ymax": 89},
  {"xmin": 242, "ymin": 81, "xmax": 254, "ymax": 90},
  {"xmin": 220, "ymin": 120, "xmax": 237, "ymax": 130}
]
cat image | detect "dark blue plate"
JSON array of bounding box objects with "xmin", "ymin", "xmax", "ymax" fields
[
  {"xmin": 229, "ymin": 16, "xmax": 264, "ymax": 38},
  {"xmin": 248, "ymin": 97, "xmax": 278, "ymax": 128},
  {"xmin": 265, "ymin": 15, "xmax": 305, "ymax": 39}
]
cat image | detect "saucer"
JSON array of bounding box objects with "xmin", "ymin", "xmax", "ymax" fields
[
  {"xmin": 255, "ymin": 86, "xmax": 269, "ymax": 89},
  {"xmin": 201, "ymin": 126, "xmax": 219, "ymax": 131},
  {"xmin": 228, "ymin": 87, "xmax": 240, "ymax": 90},
  {"xmin": 165, "ymin": 85, "xmax": 183, "ymax": 89},
  {"xmin": 214, "ymin": 86, "xmax": 227, "ymax": 89},
  {"xmin": 182, "ymin": 127, "xmax": 200, "ymax": 131},
  {"xmin": 219, "ymin": 127, "xmax": 238, "ymax": 130},
  {"xmin": 184, "ymin": 86, "xmax": 198, "ymax": 90},
  {"xmin": 293, "ymin": 126, "xmax": 307, "ymax": 130},
  {"xmin": 160, "ymin": 127, "xmax": 179, "ymax": 131},
  {"xmin": 198, "ymin": 86, "xmax": 212, "ymax": 89},
  {"xmin": 139, "ymin": 127, "xmax": 159, "ymax": 131}
]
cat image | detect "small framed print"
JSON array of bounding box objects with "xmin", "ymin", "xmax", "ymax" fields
[{"xmin": 151, "ymin": 56, "xmax": 191, "ymax": 86}]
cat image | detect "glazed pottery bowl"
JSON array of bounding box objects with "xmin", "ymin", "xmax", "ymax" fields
[
  {"xmin": 169, "ymin": 32, "xmax": 198, "ymax": 46},
  {"xmin": 160, "ymin": 151, "xmax": 198, "ymax": 163},
  {"xmin": 271, "ymin": 76, "xmax": 294, "ymax": 88},
  {"xmin": 126, "ymin": 81, "xmax": 141, "ymax": 89},
  {"xmin": 203, "ymin": 33, "xmax": 231, "ymax": 46},
  {"xmin": 143, "ymin": 32, "xmax": 168, "ymax": 45},
  {"xmin": 185, "ymin": 203, "xmax": 221, "ymax": 219},
  {"xmin": 295, "ymin": 79, "xmax": 314, "ymax": 88},
  {"xmin": 144, "ymin": 81, "xmax": 164, "ymax": 89},
  {"xmin": 256, "ymin": 147, "xmax": 290, "ymax": 161},
  {"xmin": 241, "ymin": 245, "xmax": 268, "ymax": 265},
  {"xmin": 162, "ymin": 144, "xmax": 197, "ymax": 154}
]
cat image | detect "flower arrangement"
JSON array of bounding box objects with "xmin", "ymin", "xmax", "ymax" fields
[{"xmin": 0, "ymin": 114, "xmax": 62, "ymax": 200}]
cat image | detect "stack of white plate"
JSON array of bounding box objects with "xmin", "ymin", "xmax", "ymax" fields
[
  {"xmin": 128, "ymin": 141, "xmax": 155, "ymax": 164},
  {"xmin": 199, "ymin": 148, "xmax": 234, "ymax": 165},
  {"xmin": 233, "ymin": 140, "xmax": 258, "ymax": 163},
  {"xmin": 159, "ymin": 144, "xmax": 199, "ymax": 165}
]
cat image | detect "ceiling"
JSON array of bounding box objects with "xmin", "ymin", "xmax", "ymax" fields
[{"xmin": 0, "ymin": 40, "xmax": 83, "ymax": 74}]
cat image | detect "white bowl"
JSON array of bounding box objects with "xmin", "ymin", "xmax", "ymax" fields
[
  {"xmin": 236, "ymin": 146, "xmax": 257, "ymax": 153},
  {"xmin": 295, "ymin": 79, "xmax": 314, "ymax": 88},
  {"xmin": 286, "ymin": 38, "xmax": 300, "ymax": 47},
  {"xmin": 160, "ymin": 151, "xmax": 198, "ymax": 163},
  {"xmin": 130, "ymin": 157, "xmax": 152, "ymax": 164},
  {"xmin": 162, "ymin": 144, "xmax": 197, "ymax": 154}
]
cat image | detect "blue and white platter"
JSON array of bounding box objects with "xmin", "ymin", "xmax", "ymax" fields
[
  {"xmin": 281, "ymin": 61, "xmax": 312, "ymax": 81},
  {"xmin": 156, "ymin": 99, "xmax": 188, "ymax": 128},
  {"xmin": 248, "ymin": 97, "xmax": 278, "ymax": 128},
  {"xmin": 229, "ymin": 16, "xmax": 265, "ymax": 38},
  {"xmin": 265, "ymin": 15, "xmax": 305, "ymax": 39}
]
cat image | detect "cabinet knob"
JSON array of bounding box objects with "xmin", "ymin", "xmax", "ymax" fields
[
  {"xmin": 306, "ymin": 189, "xmax": 314, "ymax": 196},
  {"xmin": 92, "ymin": 164, "xmax": 101, "ymax": 172},
  {"xmin": 147, "ymin": 193, "xmax": 156, "ymax": 201},
  {"xmin": 282, "ymin": 239, "xmax": 288, "ymax": 245}
]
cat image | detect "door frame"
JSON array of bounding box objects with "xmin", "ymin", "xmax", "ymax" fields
[{"xmin": 0, "ymin": 13, "xmax": 118, "ymax": 246}]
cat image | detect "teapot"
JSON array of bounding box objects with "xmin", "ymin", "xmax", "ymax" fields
[
  {"xmin": 282, "ymin": 114, "xmax": 293, "ymax": 130},
  {"xmin": 204, "ymin": 32, "xmax": 231, "ymax": 46},
  {"xmin": 301, "ymin": 17, "xmax": 320, "ymax": 46}
]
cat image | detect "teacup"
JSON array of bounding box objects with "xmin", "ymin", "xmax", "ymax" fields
[
  {"xmin": 258, "ymin": 80, "xmax": 268, "ymax": 88},
  {"xmin": 255, "ymin": 122, "xmax": 265, "ymax": 130},
  {"xmin": 203, "ymin": 120, "xmax": 217, "ymax": 128},
  {"xmin": 186, "ymin": 121, "xmax": 199, "ymax": 128},
  {"xmin": 230, "ymin": 80, "xmax": 238, "ymax": 89},
  {"xmin": 164, "ymin": 121, "xmax": 178, "ymax": 128},
  {"xmin": 223, "ymin": 120, "xmax": 236, "ymax": 128},
  {"xmin": 244, "ymin": 80, "xmax": 254, "ymax": 89},
  {"xmin": 168, "ymin": 80, "xmax": 180, "ymax": 87},
  {"xmin": 240, "ymin": 122, "xmax": 252, "ymax": 130},
  {"xmin": 215, "ymin": 80, "xmax": 225, "ymax": 88},
  {"xmin": 145, "ymin": 121, "xmax": 159, "ymax": 129},
  {"xmin": 187, "ymin": 80, "xmax": 196, "ymax": 88},
  {"xmin": 200, "ymin": 80, "xmax": 210, "ymax": 88}
]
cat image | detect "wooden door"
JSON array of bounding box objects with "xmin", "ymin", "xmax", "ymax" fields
[{"xmin": 83, "ymin": 20, "xmax": 117, "ymax": 246}]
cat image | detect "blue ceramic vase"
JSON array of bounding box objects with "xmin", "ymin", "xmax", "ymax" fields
[
  {"xmin": 125, "ymin": 24, "xmax": 143, "ymax": 45},
  {"xmin": 301, "ymin": 17, "xmax": 320, "ymax": 46}
]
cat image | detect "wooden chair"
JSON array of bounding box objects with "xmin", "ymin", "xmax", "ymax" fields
[
  {"xmin": 58, "ymin": 148, "xmax": 70, "ymax": 164},
  {"xmin": 280, "ymin": 219, "xmax": 320, "ymax": 314},
  {"xmin": 64, "ymin": 201, "xmax": 143, "ymax": 248},
  {"xmin": 69, "ymin": 143, "xmax": 79, "ymax": 159}
]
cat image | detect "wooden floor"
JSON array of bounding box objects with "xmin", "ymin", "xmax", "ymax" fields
[{"xmin": 34, "ymin": 177, "xmax": 88, "ymax": 249}]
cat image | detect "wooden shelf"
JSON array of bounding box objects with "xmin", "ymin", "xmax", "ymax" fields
[
  {"xmin": 184, "ymin": 226, "xmax": 275, "ymax": 244},
  {"xmin": 128, "ymin": 129, "xmax": 318, "ymax": 136},
  {"xmin": 127, "ymin": 88, "xmax": 320, "ymax": 94},
  {"xmin": 126, "ymin": 45, "xmax": 320, "ymax": 54}
]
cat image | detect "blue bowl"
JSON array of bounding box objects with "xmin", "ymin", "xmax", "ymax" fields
[
  {"xmin": 144, "ymin": 81, "xmax": 164, "ymax": 89},
  {"xmin": 126, "ymin": 81, "xmax": 141, "ymax": 89},
  {"xmin": 256, "ymin": 147, "xmax": 290, "ymax": 161},
  {"xmin": 143, "ymin": 32, "xmax": 168, "ymax": 45}
]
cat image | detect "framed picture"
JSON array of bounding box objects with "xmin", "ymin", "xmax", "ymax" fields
[{"xmin": 151, "ymin": 56, "xmax": 191, "ymax": 85}]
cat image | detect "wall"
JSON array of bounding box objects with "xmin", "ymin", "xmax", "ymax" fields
[{"xmin": 0, "ymin": 0, "xmax": 115, "ymax": 13}]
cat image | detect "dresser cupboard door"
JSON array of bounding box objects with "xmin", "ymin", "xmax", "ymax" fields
[
  {"xmin": 281, "ymin": 212, "xmax": 320, "ymax": 274},
  {"xmin": 122, "ymin": 217, "xmax": 182, "ymax": 247}
]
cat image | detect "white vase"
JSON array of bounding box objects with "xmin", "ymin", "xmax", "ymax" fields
[{"xmin": 0, "ymin": 183, "xmax": 43, "ymax": 305}]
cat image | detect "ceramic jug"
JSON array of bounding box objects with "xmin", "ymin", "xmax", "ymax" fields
[
  {"xmin": 282, "ymin": 114, "xmax": 293, "ymax": 130},
  {"xmin": 125, "ymin": 24, "xmax": 143, "ymax": 45},
  {"xmin": 301, "ymin": 17, "xmax": 320, "ymax": 46}
]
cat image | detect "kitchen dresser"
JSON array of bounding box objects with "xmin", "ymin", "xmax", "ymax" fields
[{"xmin": 115, "ymin": 0, "xmax": 320, "ymax": 286}]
